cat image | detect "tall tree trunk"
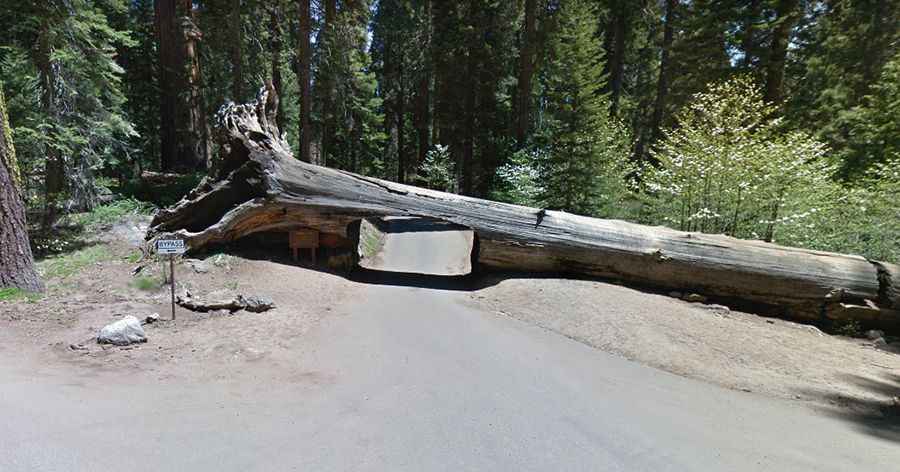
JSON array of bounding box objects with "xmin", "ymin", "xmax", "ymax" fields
[
  {"xmin": 461, "ymin": 52, "xmax": 476, "ymax": 196},
  {"xmin": 182, "ymin": 3, "xmax": 209, "ymax": 170},
  {"xmin": 764, "ymin": 0, "xmax": 800, "ymax": 104},
  {"xmin": 514, "ymin": 0, "xmax": 537, "ymax": 143},
  {"xmin": 605, "ymin": 1, "xmax": 628, "ymax": 117},
  {"xmin": 231, "ymin": 0, "xmax": 243, "ymax": 101},
  {"xmin": 155, "ymin": 0, "xmax": 206, "ymax": 171},
  {"xmin": 156, "ymin": 0, "xmax": 179, "ymax": 171},
  {"xmin": 641, "ymin": 0, "xmax": 676, "ymax": 160},
  {"xmin": 397, "ymin": 62, "xmax": 407, "ymax": 184},
  {"xmin": 269, "ymin": 2, "xmax": 284, "ymax": 124},
  {"xmin": 35, "ymin": 20, "xmax": 65, "ymax": 228},
  {"xmin": 319, "ymin": 0, "xmax": 337, "ymax": 167},
  {"xmin": 414, "ymin": 0, "xmax": 432, "ymax": 167},
  {"xmin": 0, "ymin": 85, "xmax": 43, "ymax": 293},
  {"xmin": 740, "ymin": 0, "xmax": 761, "ymax": 68},
  {"xmin": 297, "ymin": 0, "xmax": 312, "ymax": 163}
]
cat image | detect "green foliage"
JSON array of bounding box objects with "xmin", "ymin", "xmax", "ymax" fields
[
  {"xmin": 532, "ymin": 0, "xmax": 632, "ymax": 217},
  {"xmin": 492, "ymin": 148, "xmax": 544, "ymax": 208},
  {"xmin": 838, "ymin": 51, "xmax": 900, "ymax": 177},
  {"xmin": 319, "ymin": 1, "xmax": 385, "ymax": 174},
  {"xmin": 414, "ymin": 145, "xmax": 455, "ymax": 192},
  {"xmin": 786, "ymin": 0, "xmax": 900, "ymax": 179},
  {"xmin": 640, "ymin": 75, "xmax": 899, "ymax": 263},
  {"xmin": 38, "ymin": 245, "xmax": 113, "ymax": 279},
  {"xmin": 70, "ymin": 198, "xmax": 153, "ymax": 229},
  {"xmin": 832, "ymin": 319, "xmax": 863, "ymax": 338},
  {"xmin": 790, "ymin": 157, "xmax": 900, "ymax": 262},
  {"xmin": 1, "ymin": 0, "xmax": 136, "ymax": 211},
  {"xmin": 0, "ymin": 287, "xmax": 41, "ymax": 302},
  {"xmin": 640, "ymin": 76, "xmax": 835, "ymax": 242},
  {"xmin": 130, "ymin": 275, "xmax": 162, "ymax": 291}
]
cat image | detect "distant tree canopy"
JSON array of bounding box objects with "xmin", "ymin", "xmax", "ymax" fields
[{"xmin": 0, "ymin": 0, "xmax": 897, "ymax": 261}]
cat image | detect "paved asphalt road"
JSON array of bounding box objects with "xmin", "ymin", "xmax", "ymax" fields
[{"xmin": 2, "ymin": 282, "xmax": 898, "ymax": 471}]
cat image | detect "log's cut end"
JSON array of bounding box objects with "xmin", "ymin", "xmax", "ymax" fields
[{"xmin": 144, "ymin": 83, "xmax": 900, "ymax": 330}]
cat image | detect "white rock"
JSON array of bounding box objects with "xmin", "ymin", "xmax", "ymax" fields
[{"xmin": 97, "ymin": 316, "xmax": 147, "ymax": 346}]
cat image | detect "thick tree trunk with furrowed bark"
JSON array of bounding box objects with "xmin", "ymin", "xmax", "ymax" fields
[
  {"xmin": 0, "ymin": 86, "xmax": 43, "ymax": 293},
  {"xmin": 146, "ymin": 87, "xmax": 900, "ymax": 329}
]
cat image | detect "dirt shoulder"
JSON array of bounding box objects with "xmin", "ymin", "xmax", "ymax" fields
[
  {"xmin": 465, "ymin": 276, "xmax": 900, "ymax": 415},
  {"xmin": 0, "ymin": 217, "xmax": 355, "ymax": 383}
]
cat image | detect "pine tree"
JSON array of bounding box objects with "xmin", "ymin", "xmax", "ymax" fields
[
  {"xmin": 2, "ymin": 0, "xmax": 136, "ymax": 224},
  {"xmin": 534, "ymin": 0, "xmax": 631, "ymax": 216},
  {"xmin": 787, "ymin": 0, "xmax": 900, "ymax": 178},
  {"xmin": 321, "ymin": 0, "xmax": 384, "ymax": 175},
  {"xmin": 0, "ymin": 84, "xmax": 43, "ymax": 293}
]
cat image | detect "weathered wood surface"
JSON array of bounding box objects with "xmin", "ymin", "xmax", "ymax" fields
[{"xmin": 147, "ymin": 87, "xmax": 900, "ymax": 327}]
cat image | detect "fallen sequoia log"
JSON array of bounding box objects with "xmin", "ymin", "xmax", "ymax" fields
[{"xmin": 146, "ymin": 86, "xmax": 900, "ymax": 328}]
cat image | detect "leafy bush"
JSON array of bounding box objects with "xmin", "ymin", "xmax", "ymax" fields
[
  {"xmin": 71, "ymin": 198, "xmax": 154, "ymax": 229},
  {"xmin": 639, "ymin": 76, "xmax": 899, "ymax": 263},
  {"xmin": 130, "ymin": 276, "xmax": 162, "ymax": 291},
  {"xmin": 492, "ymin": 147, "xmax": 545, "ymax": 208},
  {"xmin": 0, "ymin": 287, "xmax": 41, "ymax": 302},
  {"xmin": 38, "ymin": 246, "xmax": 114, "ymax": 279},
  {"xmin": 639, "ymin": 76, "xmax": 836, "ymax": 242},
  {"xmin": 788, "ymin": 157, "xmax": 900, "ymax": 262},
  {"xmin": 414, "ymin": 145, "xmax": 455, "ymax": 192}
]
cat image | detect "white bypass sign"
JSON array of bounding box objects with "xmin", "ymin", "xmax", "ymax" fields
[{"xmin": 157, "ymin": 239, "xmax": 186, "ymax": 254}]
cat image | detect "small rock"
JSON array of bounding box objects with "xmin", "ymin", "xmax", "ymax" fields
[
  {"xmin": 69, "ymin": 343, "xmax": 89, "ymax": 351},
  {"xmin": 668, "ymin": 291, "xmax": 683, "ymax": 299},
  {"xmin": 866, "ymin": 329, "xmax": 885, "ymax": 341},
  {"xmin": 766, "ymin": 319, "xmax": 775, "ymax": 324},
  {"xmin": 144, "ymin": 313, "xmax": 160, "ymax": 324},
  {"xmin": 97, "ymin": 315, "xmax": 147, "ymax": 346},
  {"xmin": 240, "ymin": 295, "xmax": 275, "ymax": 313},
  {"xmin": 185, "ymin": 259, "xmax": 210, "ymax": 274},
  {"xmin": 873, "ymin": 337, "xmax": 888, "ymax": 347},
  {"xmin": 684, "ymin": 293, "xmax": 707, "ymax": 303}
]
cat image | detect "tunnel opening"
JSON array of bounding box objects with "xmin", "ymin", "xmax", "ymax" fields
[{"xmin": 356, "ymin": 216, "xmax": 476, "ymax": 277}]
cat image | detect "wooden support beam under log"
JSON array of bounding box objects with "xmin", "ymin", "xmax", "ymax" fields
[{"xmin": 145, "ymin": 85, "xmax": 900, "ymax": 328}]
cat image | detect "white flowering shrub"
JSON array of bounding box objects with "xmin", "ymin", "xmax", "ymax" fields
[
  {"xmin": 639, "ymin": 76, "xmax": 838, "ymax": 243},
  {"xmin": 788, "ymin": 157, "xmax": 900, "ymax": 261},
  {"xmin": 492, "ymin": 147, "xmax": 545, "ymax": 208}
]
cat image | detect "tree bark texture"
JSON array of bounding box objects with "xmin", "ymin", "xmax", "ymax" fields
[
  {"xmin": 765, "ymin": 0, "xmax": 800, "ymax": 104},
  {"xmin": 604, "ymin": 0, "xmax": 628, "ymax": 117},
  {"xmin": 231, "ymin": 0, "xmax": 243, "ymax": 101},
  {"xmin": 640, "ymin": 0, "xmax": 676, "ymax": 161},
  {"xmin": 147, "ymin": 88, "xmax": 900, "ymax": 329},
  {"xmin": 0, "ymin": 86, "xmax": 43, "ymax": 293},
  {"xmin": 155, "ymin": 0, "xmax": 207, "ymax": 171},
  {"xmin": 514, "ymin": 0, "xmax": 538, "ymax": 143},
  {"xmin": 297, "ymin": 0, "xmax": 313, "ymax": 163}
]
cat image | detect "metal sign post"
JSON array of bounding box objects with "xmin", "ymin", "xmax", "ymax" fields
[{"xmin": 156, "ymin": 239, "xmax": 187, "ymax": 320}]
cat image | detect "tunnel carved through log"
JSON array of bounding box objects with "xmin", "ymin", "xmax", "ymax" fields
[{"xmin": 146, "ymin": 85, "xmax": 900, "ymax": 328}]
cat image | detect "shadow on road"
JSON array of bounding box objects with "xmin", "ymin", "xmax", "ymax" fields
[
  {"xmin": 365, "ymin": 216, "xmax": 471, "ymax": 234},
  {"xmin": 797, "ymin": 373, "xmax": 900, "ymax": 443}
]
